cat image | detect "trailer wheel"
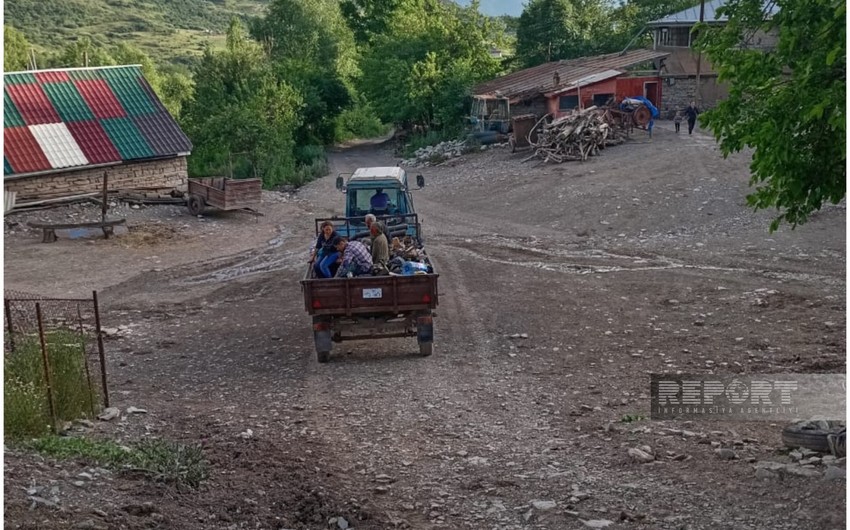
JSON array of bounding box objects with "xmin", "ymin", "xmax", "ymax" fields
[
  {"xmin": 314, "ymin": 330, "xmax": 332, "ymax": 363},
  {"xmin": 187, "ymin": 194, "xmax": 205, "ymax": 216},
  {"xmin": 418, "ymin": 341, "xmax": 432, "ymax": 357}
]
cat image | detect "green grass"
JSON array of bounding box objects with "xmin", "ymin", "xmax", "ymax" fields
[
  {"xmin": 24, "ymin": 436, "xmax": 209, "ymax": 488},
  {"xmin": 620, "ymin": 414, "xmax": 647, "ymax": 423},
  {"xmin": 4, "ymin": 330, "xmax": 99, "ymax": 438}
]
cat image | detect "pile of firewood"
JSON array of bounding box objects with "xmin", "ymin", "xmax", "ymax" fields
[{"xmin": 524, "ymin": 106, "xmax": 630, "ymax": 164}]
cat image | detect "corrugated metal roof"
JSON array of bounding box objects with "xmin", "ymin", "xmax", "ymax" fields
[
  {"xmin": 648, "ymin": 0, "xmax": 779, "ymax": 25},
  {"xmin": 133, "ymin": 113, "xmax": 192, "ymax": 156},
  {"xmin": 74, "ymin": 79, "xmax": 127, "ymax": 119},
  {"xmin": 473, "ymin": 49, "xmax": 669, "ymax": 100},
  {"xmin": 4, "ymin": 126, "xmax": 51, "ymax": 174},
  {"xmin": 30, "ymin": 123, "xmax": 90, "ymax": 170},
  {"xmin": 66, "ymin": 120, "xmax": 122, "ymax": 165},
  {"xmin": 3, "ymin": 65, "xmax": 192, "ymax": 178}
]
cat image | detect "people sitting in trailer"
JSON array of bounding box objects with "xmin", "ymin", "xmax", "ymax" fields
[
  {"xmin": 370, "ymin": 221, "xmax": 389, "ymax": 267},
  {"xmin": 333, "ymin": 237, "xmax": 373, "ymax": 277},
  {"xmin": 310, "ymin": 221, "xmax": 340, "ymax": 278}
]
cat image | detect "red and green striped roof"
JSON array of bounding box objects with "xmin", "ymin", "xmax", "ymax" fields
[{"xmin": 4, "ymin": 65, "xmax": 192, "ymax": 178}]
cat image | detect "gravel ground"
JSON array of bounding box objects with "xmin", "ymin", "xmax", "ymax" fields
[{"xmin": 4, "ymin": 122, "xmax": 845, "ymax": 529}]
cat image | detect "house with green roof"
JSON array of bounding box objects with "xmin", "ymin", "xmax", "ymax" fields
[{"xmin": 4, "ymin": 65, "xmax": 192, "ymax": 202}]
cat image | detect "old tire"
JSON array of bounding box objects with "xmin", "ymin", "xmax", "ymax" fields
[
  {"xmin": 314, "ymin": 329, "xmax": 332, "ymax": 363},
  {"xmin": 187, "ymin": 194, "xmax": 205, "ymax": 216},
  {"xmin": 782, "ymin": 421, "xmax": 843, "ymax": 452},
  {"xmin": 317, "ymin": 349, "xmax": 330, "ymax": 363},
  {"xmin": 418, "ymin": 341, "xmax": 433, "ymax": 357}
]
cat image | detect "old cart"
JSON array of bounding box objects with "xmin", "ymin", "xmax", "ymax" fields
[{"xmin": 186, "ymin": 177, "xmax": 262, "ymax": 216}]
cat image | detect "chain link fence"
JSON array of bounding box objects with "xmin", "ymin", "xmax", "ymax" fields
[{"xmin": 4, "ymin": 290, "xmax": 110, "ymax": 436}]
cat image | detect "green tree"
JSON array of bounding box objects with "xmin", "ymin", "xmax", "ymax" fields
[
  {"xmin": 697, "ymin": 0, "xmax": 845, "ymax": 230},
  {"xmin": 251, "ymin": 0, "xmax": 359, "ymax": 145},
  {"xmin": 4, "ymin": 25, "xmax": 32, "ymax": 72},
  {"xmin": 340, "ymin": 0, "xmax": 402, "ymax": 44},
  {"xmin": 54, "ymin": 36, "xmax": 116, "ymax": 67},
  {"xmin": 360, "ymin": 0, "xmax": 499, "ymax": 129},
  {"xmin": 182, "ymin": 19, "xmax": 303, "ymax": 188},
  {"xmin": 515, "ymin": 0, "xmax": 609, "ymax": 67}
]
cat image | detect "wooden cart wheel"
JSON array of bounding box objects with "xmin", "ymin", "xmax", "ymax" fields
[{"xmin": 187, "ymin": 194, "xmax": 205, "ymax": 216}]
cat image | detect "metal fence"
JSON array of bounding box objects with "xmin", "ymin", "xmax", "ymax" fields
[{"xmin": 4, "ymin": 290, "xmax": 110, "ymax": 432}]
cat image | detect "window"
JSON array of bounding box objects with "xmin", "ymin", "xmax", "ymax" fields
[
  {"xmin": 659, "ymin": 26, "xmax": 692, "ymax": 47},
  {"xmin": 559, "ymin": 95, "xmax": 579, "ymax": 110},
  {"xmin": 593, "ymin": 93, "xmax": 614, "ymax": 107},
  {"xmin": 348, "ymin": 188, "xmax": 403, "ymax": 216}
]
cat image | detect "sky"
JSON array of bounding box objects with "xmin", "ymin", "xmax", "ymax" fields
[{"xmin": 455, "ymin": 0, "xmax": 526, "ymax": 17}]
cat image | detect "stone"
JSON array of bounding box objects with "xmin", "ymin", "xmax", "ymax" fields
[
  {"xmin": 783, "ymin": 466, "xmax": 821, "ymax": 478},
  {"xmin": 97, "ymin": 407, "xmax": 120, "ymax": 421},
  {"xmin": 336, "ymin": 516, "xmax": 350, "ymax": 529},
  {"xmin": 125, "ymin": 406, "xmax": 147, "ymax": 414},
  {"xmin": 628, "ymin": 448, "xmax": 654, "ymax": 463},
  {"xmin": 581, "ymin": 519, "xmax": 614, "ymax": 528},
  {"xmin": 715, "ymin": 448, "xmax": 737, "ymax": 460},
  {"xmin": 824, "ymin": 466, "xmax": 846, "ymax": 481},
  {"xmin": 755, "ymin": 468, "xmax": 777, "ymax": 480},
  {"xmin": 532, "ymin": 500, "xmax": 557, "ymax": 511}
]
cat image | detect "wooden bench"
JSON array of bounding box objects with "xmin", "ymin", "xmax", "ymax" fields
[{"xmin": 28, "ymin": 219, "xmax": 127, "ymax": 243}]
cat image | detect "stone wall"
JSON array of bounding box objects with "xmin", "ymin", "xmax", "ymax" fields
[
  {"xmin": 5, "ymin": 157, "xmax": 188, "ymax": 201},
  {"xmin": 659, "ymin": 75, "xmax": 729, "ymax": 119}
]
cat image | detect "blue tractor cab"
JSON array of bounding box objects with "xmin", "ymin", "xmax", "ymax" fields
[{"xmin": 334, "ymin": 167, "xmax": 425, "ymax": 239}]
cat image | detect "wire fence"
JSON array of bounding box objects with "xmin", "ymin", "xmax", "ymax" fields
[{"xmin": 4, "ymin": 290, "xmax": 110, "ymax": 435}]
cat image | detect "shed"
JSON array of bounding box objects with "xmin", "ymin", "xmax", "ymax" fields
[
  {"xmin": 472, "ymin": 49, "xmax": 670, "ymax": 120},
  {"xmin": 3, "ymin": 65, "xmax": 192, "ymax": 202}
]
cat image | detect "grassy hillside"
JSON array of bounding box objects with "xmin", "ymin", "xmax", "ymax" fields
[{"xmin": 5, "ymin": 0, "xmax": 269, "ymax": 66}]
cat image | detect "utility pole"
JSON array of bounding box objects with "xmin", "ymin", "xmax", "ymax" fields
[
  {"xmin": 547, "ymin": 42, "xmax": 552, "ymax": 62},
  {"xmin": 694, "ymin": 0, "xmax": 705, "ymax": 106}
]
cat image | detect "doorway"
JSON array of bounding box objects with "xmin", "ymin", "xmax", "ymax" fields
[{"xmin": 643, "ymin": 82, "xmax": 659, "ymax": 107}]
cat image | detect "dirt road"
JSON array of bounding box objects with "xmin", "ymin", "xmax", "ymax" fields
[{"xmin": 4, "ymin": 123, "xmax": 846, "ymax": 529}]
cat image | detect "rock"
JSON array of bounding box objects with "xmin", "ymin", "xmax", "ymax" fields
[
  {"xmin": 715, "ymin": 448, "xmax": 737, "ymax": 460},
  {"xmin": 92, "ymin": 509, "xmax": 108, "ymax": 518},
  {"xmin": 75, "ymin": 419, "xmax": 95, "ymax": 428},
  {"xmin": 532, "ymin": 500, "xmax": 557, "ymax": 511},
  {"xmin": 824, "ymin": 466, "xmax": 846, "ymax": 480},
  {"xmin": 73, "ymin": 520, "xmax": 103, "ymax": 530},
  {"xmin": 374, "ymin": 474, "xmax": 394, "ymax": 483},
  {"xmin": 122, "ymin": 502, "xmax": 157, "ymax": 516},
  {"xmin": 336, "ymin": 516, "xmax": 350, "ymax": 529},
  {"xmin": 783, "ymin": 466, "xmax": 821, "ymax": 478},
  {"xmin": 374, "ymin": 486, "xmax": 389, "ymax": 494},
  {"xmin": 77, "ymin": 472, "xmax": 94, "ymax": 481},
  {"xmin": 29, "ymin": 496, "xmax": 59, "ymax": 509},
  {"xmin": 125, "ymin": 406, "xmax": 147, "ymax": 414},
  {"xmin": 238, "ymin": 429, "xmax": 254, "ymax": 439},
  {"xmin": 755, "ymin": 468, "xmax": 777, "ymax": 480},
  {"xmin": 72, "ymin": 481, "xmax": 87, "ymax": 488},
  {"xmin": 789, "ymin": 450, "xmax": 803, "ymax": 462},
  {"xmin": 628, "ymin": 448, "xmax": 654, "ymax": 463},
  {"xmin": 97, "ymin": 407, "xmax": 120, "ymax": 421},
  {"xmin": 466, "ymin": 456, "xmax": 489, "ymax": 466},
  {"xmin": 581, "ymin": 519, "xmax": 614, "ymax": 528}
]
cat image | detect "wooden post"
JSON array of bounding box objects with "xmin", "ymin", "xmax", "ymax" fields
[
  {"xmin": 101, "ymin": 171, "xmax": 108, "ymax": 223},
  {"xmin": 5, "ymin": 299, "xmax": 16, "ymax": 354},
  {"xmin": 36, "ymin": 303, "xmax": 58, "ymax": 433},
  {"xmin": 76, "ymin": 304, "xmax": 97, "ymax": 417},
  {"xmin": 92, "ymin": 291, "xmax": 110, "ymax": 408}
]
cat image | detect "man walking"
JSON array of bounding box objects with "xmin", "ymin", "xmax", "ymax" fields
[{"xmin": 684, "ymin": 101, "xmax": 700, "ymax": 135}]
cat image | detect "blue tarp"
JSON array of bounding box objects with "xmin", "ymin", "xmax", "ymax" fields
[{"xmin": 620, "ymin": 96, "xmax": 659, "ymax": 135}]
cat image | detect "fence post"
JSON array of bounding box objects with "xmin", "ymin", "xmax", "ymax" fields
[
  {"xmin": 92, "ymin": 290, "xmax": 110, "ymax": 408},
  {"xmin": 5, "ymin": 298, "xmax": 16, "ymax": 353},
  {"xmin": 76, "ymin": 304, "xmax": 97, "ymax": 417},
  {"xmin": 36, "ymin": 303, "xmax": 58, "ymax": 433}
]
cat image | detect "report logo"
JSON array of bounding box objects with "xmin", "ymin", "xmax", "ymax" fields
[{"xmin": 650, "ymin": 374, "xmax": 845, "ymax": 421}]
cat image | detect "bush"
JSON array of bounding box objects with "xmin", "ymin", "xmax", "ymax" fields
[
  {"xmin": 334, "ymin": 101, "xmax": 390, "ymax": 142},
  {"xmin": 4, "ymin": 330, "xmax": 98, "ymax": 438},
  {"xmin": 402, "ymin": 130, "xmax": 454, "ymax": 158}
]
